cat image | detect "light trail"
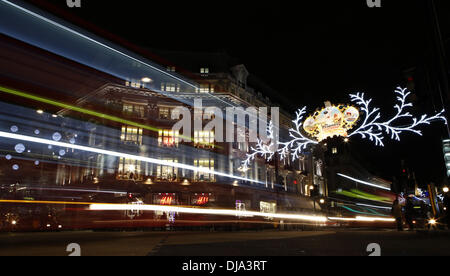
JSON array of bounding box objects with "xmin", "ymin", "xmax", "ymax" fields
[
  {"xmin": 0, "ymin": 200, "xmax": 395, "ymax": 224},
  {"xmin": 328, "ymin": 216, "xmax": 395, "ymax": 222},
  {"xmin": 0, "ymin": 199, "xmax": 327, "ymax": 223},
  {"xmin": 0, "ymin": 86, "xmax": 217, "ymax": 148},
  {"xmin": 14, "ymin": 187, "xmax": 127, "ymax": 195},
  {"xmin": 0, "ymin": 199, "xmax": 95, "ymax": 206},
  {"xmin": 337, "ymin": 173, "xmax": 392, "ymax": 191},
  {"xmin": 356, "ymin": 203, "xmax": 392, "ymax": 210},
  {"xmin": 0, "ymin": 130, "xmax": 263, "ymax": 184},
  {"xmin": 89, "ymin": 203, "xmax": 328, "ymax": 223},
  {"xmin": 1, "ymin": 0, "xmax": 197, "ymax": 90}
]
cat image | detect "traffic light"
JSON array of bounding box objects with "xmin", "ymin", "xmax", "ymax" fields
[{"xmin": 403, "ymin": 68, "xmax": 416, "ymax": 92}]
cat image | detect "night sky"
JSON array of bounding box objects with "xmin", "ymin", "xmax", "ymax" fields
[{"xmin": 24, "ymin": 0, "xmax": 450, "ymax": 186}]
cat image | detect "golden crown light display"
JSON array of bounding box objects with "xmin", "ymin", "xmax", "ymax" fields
[
  {"xmin": 242, "ymin": 87, "xmax": 447, "ymax": 171},
  {"xmin": 303, "ymin": 103, "xmax": 360, "ymax": 142}
]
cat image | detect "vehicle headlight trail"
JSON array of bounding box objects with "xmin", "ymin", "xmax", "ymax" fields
[{"xmin": 0, "ymin": 130, "xmax": 262, "ymax": 184}]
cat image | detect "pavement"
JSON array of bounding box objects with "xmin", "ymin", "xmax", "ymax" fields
[{"xmin": 0, "ymin": 229, "xmax": 449, "ymax": 256}]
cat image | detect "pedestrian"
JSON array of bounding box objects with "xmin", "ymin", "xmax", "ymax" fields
[
  {"xmin": 405, "ymin": 197, "xmax": 415, "ymax": 231},
  {"xmin": 392, "ymin": 199, "xmax": 403, "ymax": 231}
]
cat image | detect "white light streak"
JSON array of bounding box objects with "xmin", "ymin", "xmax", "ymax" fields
[
  {"xmin": 0, "ymin": 131, "xmax": 262, "ymax": 184},
  {"xmin": 89, "ymin": 203, "xmax": 328, "ymax": 223},
  {"xmin": 337, "ymin": 173, "xmax": 391, "ymax": 191},
  {"xmin": 328, "ymin": 216, "xmax": 395, "ymax": 222},
  {"xmin": 1, "ymin": 0, "xmax": 197, "ymax": 90}
]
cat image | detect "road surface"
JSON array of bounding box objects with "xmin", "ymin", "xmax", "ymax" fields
[{"xmin": 0, "ymin": 230, "xmax": 449, "ymax": 256}]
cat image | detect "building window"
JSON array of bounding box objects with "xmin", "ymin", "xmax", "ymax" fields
[
  {"xmin": 123, "ymin": 103, "xmax": 146, "ymax": 118},
  {"xmin": 156, "ymin": 159, "xmax": 178, "ymax": 181},
  {"xmin": 159, "ymin": 107, "xmax": 170, "ymax": 119},
  {"xmin": 158, "ymin": 130, "xmax": 180, "ymax": 147},
  {"xmin": 315, "ymin": 160, "xmax": 323, "ymax": 177},
  {"xmin": 121, "ymin": 126, "xmax": 143, "ymax": 145},
  {"xmin": 167, "ymin": 66, "xmax": 176, "ymax": 72},
  {"xmin": 158, "ymin": 106, "xmax": 177, "ymax": 120},
  {"xmin": 194, "ymin": 159, "xmax": 215, "ymax": 182},
  {"xmin": 125, "ymin": 80, "xmax": 143, "ymax": 89},
  {"xmin": 240, "ymin": 142, "xmax": 248, "ymax": 152},
  {"xmin": 194, "ymin": 131, "xmax": 215, "ymax": 148},
  {"xmin": 118, "ymin": 158, "xmax": 141, "ymax": 180},
  {"xmin": 200, "ymin": 68, "xmax": 209, "ymax": 74},
  {"xmin": 161, "ymin": 83, "xmax": 180, "ymax": 92},
  {"xmin": 196, "ymin": 83, "xmax": 214, "ymax": 93},
  {"xmin": 332, "ymin": 147, "xmax": 338, "ymax": 154},
  {"xmin": 232, "ymin": 142, "xmax": 248, "ymax": 152}
]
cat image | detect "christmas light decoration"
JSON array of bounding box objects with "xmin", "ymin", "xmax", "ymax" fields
[
  {"xmin": 241, "ymin": 121, "xmax": 278, "ymax": 171},
  {"xmin": 243, "ymin": 87, "xmax": 447, "ymax": 168},
  {"xmin": 348, "ymin": 87, "xmax": 447, "ymax": 147},
  {"xmin": 277, "ymin": 107, "xmax": 319, "ymax": 162}
]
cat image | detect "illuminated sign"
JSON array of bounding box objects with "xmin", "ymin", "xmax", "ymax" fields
[
  {"xmin": 154, "ymin": 193, "xmax": 176, "ymax": 205},
  {"xmin": 192, "ymin": 193, "xmax": 211, "ymax": 206},
  {"xmin": 196, "ymin": 196, "xmax": 209, "ymax": 206},
  {"xmin": 160, "ymin": 196, "xmax": 174, "ymax": 205},
  {"xmin": 303, "ymin": 103, "xmax": 360, "ymax": 142}
]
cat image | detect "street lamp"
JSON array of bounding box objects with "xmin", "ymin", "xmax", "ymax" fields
[
  {"xmin": 443, "ymin": 187, "xmax": 449, "ymax": 193},
  {"xmin": 319, "ymin": 198, "xmax": 325, "ymax": 204},
  {"xmin": 141, "ymin": 77, "xmax": 153, "ymax": 83},
  {"xmin": 429, "ymin": 219, "xmax": 437, "ymax": 226}
]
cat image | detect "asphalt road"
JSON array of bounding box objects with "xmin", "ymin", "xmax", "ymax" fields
[{"xmin": 0, "ymin": 230, "xmax": 449, "ymax": 256}]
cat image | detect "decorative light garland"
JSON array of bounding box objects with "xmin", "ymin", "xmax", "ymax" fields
[{"xmin": 243, "ymin": 87, "xmax": 448, "ymax": 169}]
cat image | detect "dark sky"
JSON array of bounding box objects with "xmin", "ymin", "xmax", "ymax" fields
[{"xmin": 24, "ymin": 0, "xmax": 450, "ymax": 186}]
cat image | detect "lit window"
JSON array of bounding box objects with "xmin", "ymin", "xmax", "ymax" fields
[
  {"xmin": 125, "ymin": 80, "xmax": 143, "ymax": 89},
  {"xmin": 161, "ymin": 83, "xmax": 180, "ymax": 92},
  {"xmin": 118, "ymin": 158, "xmax": 141, "ymax": 179},
  {"xmin": 194, "ymin": 131, "xmax": 215, "ymax": 148},
  {"xmin": 123, "ymin": 103, "xmax": 146, "ymax": 118},
  {"xmin": 159, "ymin": 107, "xmax": 175, "ymax": 120},
  {"xmin": 167, "ymin": 66, "xmax": 176, "ymax": 72},
  {"xmin": 238, "ymin": 142, "xmax": 248, "ymax": 152},
  {"xmin": 197, "ymin": 83, "xmax": 214, "ymax": 93},
  {"xmin": 194, "ymin": 159, "xmax": 215, "ymax": 182},
  {"xmin": 200, "ymin": 68, "xmax": 209, "ymax": 74},
  {"xmin": 121, "ymin": 126, "xmax": 143, "ymax": 145},
  {"xmin": 158, "ymin": 130, "xmax": 180, "ymax": 147},
  {"xmin": 332, "ymin": 147, "xmax": 338, "ymax": 154},
  {"xmin": 156, "ymin": 159, "xmax": 178, "ymax": 181}
]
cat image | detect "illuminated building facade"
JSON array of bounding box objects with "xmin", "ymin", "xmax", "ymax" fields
[{"xmin": 0, "ymin": 1, "xmax": 325, "ymax": 231}]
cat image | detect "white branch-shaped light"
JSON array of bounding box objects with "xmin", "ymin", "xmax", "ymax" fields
[
  {"xmin": 348, "ymin": 87, "xmax": 448, "ymax": 146},
  {"xmin": 243, "ymin": 86, "xmax": 447, "ymax": 169},
  {"xmin": 242, "ymin": 108, "xmax": 318, "ymax": 170},
  {"xmin": 242, "ymin": 121, "xmax": 277, "ymax": 171},
  {"xmin": 278, "ymin": 107, "xmax": 319, "ymax": 162}
]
